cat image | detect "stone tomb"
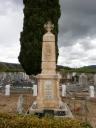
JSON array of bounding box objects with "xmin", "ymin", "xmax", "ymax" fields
[{"xmin": 29, "ymin": 21, "xmax": 73, "ymax": 118}]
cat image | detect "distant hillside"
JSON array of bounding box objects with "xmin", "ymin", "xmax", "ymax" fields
[
  {"xmin": 76, "ymin": 65, "xmax": 96, "ymax": 73},
  {"xmin": 85, "ymin": 65, "xmax": 96, "ymax": 68},
  {"xmin": 0, "ymin": 62, "xmax": 23, "ymax": 72},
  {"xmin": 57, "ymin": 65, "xmax": 96, "ymax": 73},
  {"xmin": 0, "ymin": 62, "xmax": 96, "ymax": 73}
]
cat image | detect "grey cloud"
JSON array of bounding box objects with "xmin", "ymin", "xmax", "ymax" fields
[
  {"xmin": 60, "ymin": 0, "xmax": 96, "ymax": 14},
  {"xmin": 0, "ymin": 0, "xmax": 23, "ymax": 5},
  {"xmin": 59, "ymin": 0, "xmax": 96, "ymax": 47},
  {"xmin": 0, "ymin": 0, "xmax": 23, "ymax": 16},
  {"xmin": 80, "ymin": 40, "xmax": 94, "ymax": 50},
  {"xmin": 11, "ymin": 0, "xmax": 23, "ymax": 5}
]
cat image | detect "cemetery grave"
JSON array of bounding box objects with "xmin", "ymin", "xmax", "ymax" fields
[{"xmin": 0, "ymin": 92, "xmax": 96, "ymax": 127}]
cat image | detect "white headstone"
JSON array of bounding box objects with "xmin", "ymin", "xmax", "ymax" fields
[
  {"xmin": 72, "ymin": 72, "xmax": 76, "ymax": 77},
  {"xmin": 32, "ymin": 85, "xmax": 37, "ymax": 96},
  {"xmin": 79, "ymin": 73, "xmax": 87, "ymax": 86},
  {"xmin": 67, "ymin": 73, "xmax": 71, "ymax": 79},
  {"xmin": 16, "ymin": 95, "xmax": 24, "ymax": 114},
  {"xmin": 5, "ymin": 84, "xmax": 10, "ymax": 96},
  {"xmin": 62, "ymin": 84, "xmax": 66, "ymax": 97},
  {"xmin": 89, "ymin": 86, "xmax": 95, "ymax": 98}
]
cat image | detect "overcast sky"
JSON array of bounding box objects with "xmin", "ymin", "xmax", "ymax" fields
[{"xmin": 0, "ymin": 0, "xmax": 96, "ymax": 67}]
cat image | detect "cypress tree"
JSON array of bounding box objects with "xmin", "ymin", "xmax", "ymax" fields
[{"xmin": 18, "ymin": 0, "xmax": 61, "ymax": 75}]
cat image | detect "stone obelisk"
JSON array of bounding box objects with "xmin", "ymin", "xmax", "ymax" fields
[
  {"xmin": 36, "ymin": 21, "xmax": 61, "ymax": 109},
  {"xmin": 29, "ymin": 21, "xmax": 73, "ymax": 118}
]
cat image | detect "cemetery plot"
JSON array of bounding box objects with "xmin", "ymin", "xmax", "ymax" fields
[{"xmin": 0, "ymin": 93, "xmax": 35, "ymax": 113}]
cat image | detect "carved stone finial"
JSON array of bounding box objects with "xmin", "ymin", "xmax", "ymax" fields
[{"xmin": 44, "ymin": 21, "xmax": 54, "ymax": 32}]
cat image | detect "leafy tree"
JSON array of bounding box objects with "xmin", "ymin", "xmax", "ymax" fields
[{"xmin": 18, "ymin": 0, "xmax": 61, "ymax": 75}]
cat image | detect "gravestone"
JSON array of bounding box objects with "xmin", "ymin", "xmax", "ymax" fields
[
  {"xmin": 5, "ymin": 84, "xmax": 10, "ymax": 96},
  {"xmin": 89, "ymin": 86, "xmax": 95, "ymax": 98},
  {"xmin": 16, "ymin": 95, "xmax": 24, "ymax": 114},
  {"xmin": 32, "ymin": 84, "xmax": 37, "ymax": 96},
  {"xmin": 67, "ymin": 73, "xmax": 71, "ymax": 80},
  {"xmin": 62, "ymin": 84, "xmax": 66, "ymax": 97},
  {"xmin": 79, "ymin": 73, "xmax": 87, "ymax": 87}
]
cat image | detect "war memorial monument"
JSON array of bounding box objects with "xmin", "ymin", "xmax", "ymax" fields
[{"xmin": 29, "ymin": 21, "xmax": 73, "ymax": 117}]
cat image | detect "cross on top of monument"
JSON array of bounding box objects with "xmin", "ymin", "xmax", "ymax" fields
[{"xmin": 44, "ymin": 21, "xmax": 54, "ymax": 32}]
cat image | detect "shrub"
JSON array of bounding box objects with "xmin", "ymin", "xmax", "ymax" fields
[{"xmin": 0, "ymin": 113, "xmax": 92, "ymax": 128}]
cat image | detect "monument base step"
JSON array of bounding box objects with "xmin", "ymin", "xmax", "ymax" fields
[{"xmin": 29, "ymin": 102, "xmax": 73, "ymax": 118}]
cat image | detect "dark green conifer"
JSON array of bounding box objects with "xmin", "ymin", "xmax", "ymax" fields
[{"xmin": 18, "ymin": 0, "xmax": 61, "ymax": 75}]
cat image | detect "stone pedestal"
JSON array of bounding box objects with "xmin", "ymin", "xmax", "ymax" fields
[{"xmin": 36, "ymin": 74, "xmax": 61, "ymax": 109}]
